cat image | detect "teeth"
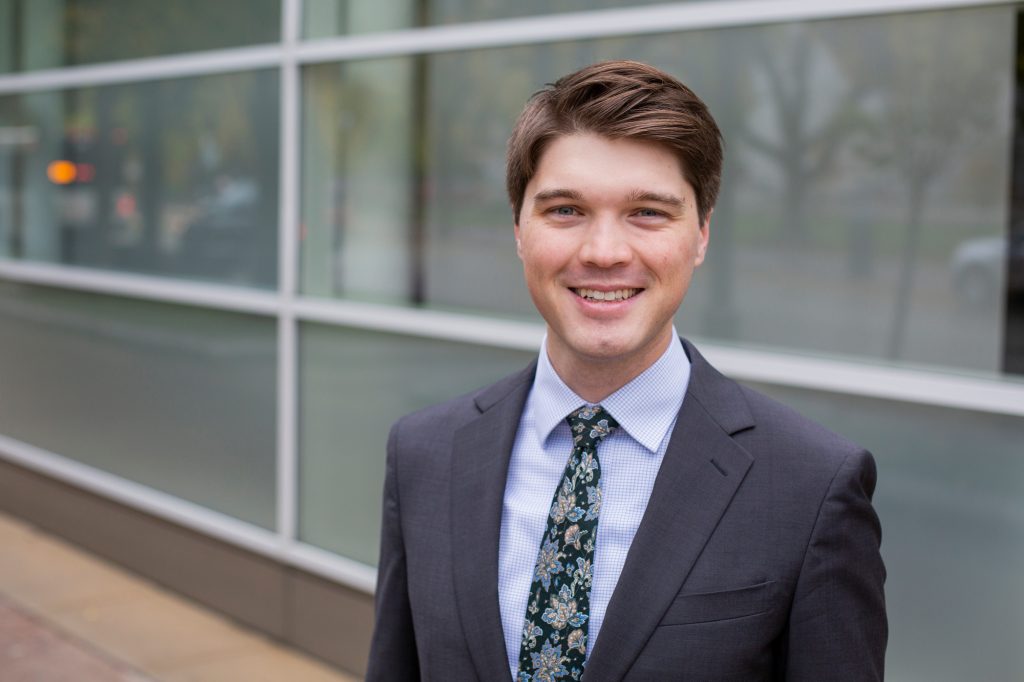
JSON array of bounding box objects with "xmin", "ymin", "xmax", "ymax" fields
[{"xmin": 575, "ymin": 288, "xmax": 639, "ymax": 301}]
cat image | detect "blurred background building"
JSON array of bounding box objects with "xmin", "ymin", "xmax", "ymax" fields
[{"xmin": 1, "ymin": 0, "xmax": 1023, "ymax": 678}]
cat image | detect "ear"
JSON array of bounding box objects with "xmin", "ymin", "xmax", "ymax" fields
[
  {"xmin": 694, "ymin": 208, "xmax": 712, "ymax": 266},
  {"xmin": 514, "ymin": 221, "xmax": 523, "ymax": 259}
]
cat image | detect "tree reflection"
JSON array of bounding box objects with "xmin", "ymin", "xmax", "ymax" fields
[
  {"xmin": 2, "ymin": 0, "xmax": 278, "ymax": 71},
  {"xmin": 739, "ymin": 23, "xmax": 865, "ymax": 248},
  {"xmin": 845, "ymin": 13, "xmax": 1004, "ymax": 359}
]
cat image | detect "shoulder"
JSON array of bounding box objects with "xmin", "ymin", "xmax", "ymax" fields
[
  {"xmin": 737, "ymin": 382, "xmax": 863, "ymax": 456},
  {"xmin": 385, "ymin": 360, "xmax": 536, "ymax": 493},
  {"xmin": 683, "ymin": 338, "xmax": 872, "ymax": 483},
  {"xmin": 389, "ymin": 360, "xmax": 536, "ymax": 446},
  {"xmin": 737, "ymin": 382, "xmax": 875, "ymax": 487}
]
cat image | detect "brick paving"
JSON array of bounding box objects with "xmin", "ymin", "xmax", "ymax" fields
[
  {"xmin": 0, "ymin": 512, "xmax": 358, "ymax": 682},
  {"xmin": 0, "ymin": 596, "xmax": 151, "ymax": 681}
]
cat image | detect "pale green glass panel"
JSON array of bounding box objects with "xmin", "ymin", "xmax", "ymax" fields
[
  {"xmin": 297, "ymin": 324, "xmax": 533, "ymax": 565},
  {"xmin": 0, "ymin": 71, "xmax": 279, "ymax": 287},
  {"xmin": 0, "ymin": 0, "xmax": 279, "ymax": 72},
  {"xmin": 0, "ymin": 282, "xmax": 277, "ymax": 529},
  {"xmin": 301, "ymin": 59, "xmax": 416, "ymax": 302},
  {"xmin": 676, "ymin": 8, "xmax": 1012, "ymax": 373},
  {"xmin": 303, "ymin": 0, "xmax": 416, "ymax": 37},
  {"xmin": 748, "ymin": 381, "xmax": 1024, "ymax": 682},
  {"xmin": 300, "ymin": 6, "xmax": 1011, "ymax": 373},
  {"xmin": 302, "ymin": 0, "xmax": 763, "ymax": 36}
]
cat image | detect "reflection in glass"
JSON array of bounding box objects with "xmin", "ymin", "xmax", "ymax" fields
[
  {"xmin": 300, "ymin": 6, "xmax": 1013, "ymax": 373},
  {"xmin": 302, "ymin": 59, "xmax": 418, "ymax": 302},
  {"xmin": 298, "ymin": 324, "xmax": 533, "ymax": 565},
  {"xmin": 677, "ymin": 9, "xmax": 1013, "ymax": 373},
  {"xmin": 0, "ymin": 71, "xmax": 280, "ymax": 287},
  {"xmin": 302, "ymin": 0, "xmax": 762, "ymax": 36},
  {"xmin": 303, "ymin": 0, "xmax": 417, "ymax": 37},
  {"xmin": 748, "ymin": 381, "xmax": 1024, "ymax": 682},
  {"xmin": 1005, "ymin": 8, "xmax": 1024, "ymax": 375},
  {"xmin": 0, "ymin": 282, "xmax": 277, "ymax": 528},
  {"xmin": 0, "ymin": 0, "xmax": 279, "ymax": 72}
]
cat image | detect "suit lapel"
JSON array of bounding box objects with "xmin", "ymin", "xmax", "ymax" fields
[
  {"xmin": 450, "ymin": 363, "xmax": 535, "ymax": 682},
  {"xmin": 585, "ymin": 342, "xmax": 755, "ymax": 681}
]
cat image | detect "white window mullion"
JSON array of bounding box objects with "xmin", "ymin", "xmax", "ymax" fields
[
  {"xmin": 0, "ymin": 43, "xmax": 284, "ymax": 94},
  {"xmin": 276, "ymin": 0, "xmax": 302, "ymax": 551},
  {"xmin": 291, "ymin": 0, "xmax": 1015, "ymax": 64},
  {"xmin": 0, "ymin": 0, "xmax": 1013, "ymax": 94}
]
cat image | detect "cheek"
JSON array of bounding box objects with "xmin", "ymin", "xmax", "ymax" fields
[
  {"xmin": 667, "ymin": 237, "xmax": 702, "ymax": 274},
  {"xmin": 519, "ymin": 245, "xmax": 558, "ymax": 287},
  {"xmin": 521, "ymin": 234, "xmax": 572, "ymax": 271},
  {"xmin": 650, "ymin": 249, "xmax": 686, "ymax": 280}
]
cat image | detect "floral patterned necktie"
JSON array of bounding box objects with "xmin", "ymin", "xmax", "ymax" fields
[{"xmin": 517, "ymin": 405, "xmax": 619, "ymax": 682}]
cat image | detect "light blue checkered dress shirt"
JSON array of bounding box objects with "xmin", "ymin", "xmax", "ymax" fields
[{"xmin": 498, "ymin": 329, "xmax": 691, "ymax": 678}]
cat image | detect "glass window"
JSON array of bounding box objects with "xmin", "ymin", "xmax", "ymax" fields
[
  {"xmin": 302, "ymin": 0, "xmax": 768, "ymax": 36},
  {"xmin": 303, "ymin": 0, "xmax": 417, "ymax": 37},
  {"xmin": 297, "ymin": 324, "xmax": 534, "ymax": 565},
  {"xmin": 1004, "ymin": 9, "xmax": 1024, "ymax": 375},
  {"xmin": 0, "ymin": 0, "xmax": 280, "ymax": 73},
  {"xmin": 676, "ymin": 8, "xmax": 1012, "ymax": 374},
  {"xmin": 300, "ymin": 6, "xmax": 1013, "ymax": 374},
  {"xmin": 301, "ymin": 58, "xmax": 418, "ymax": 303},
  {"xmin": 0, "ymin": 70, "xmax": 280, "ymax": 288},
  {"xmin": 747, "ymin": 381, "xmax": 1024, "ymax": 682},
  {"xmin": 0, "ymin": 282, "xmax": 277, "ymax": 528}
]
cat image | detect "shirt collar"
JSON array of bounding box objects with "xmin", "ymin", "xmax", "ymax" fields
[{"xmin": 530, "ymin": 328, "xmax": 691, "ymax": 454}]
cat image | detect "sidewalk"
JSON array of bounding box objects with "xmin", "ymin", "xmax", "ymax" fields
[{"xmin": 0, "ymin": 511, "xmax": 360, "ymax": 681}]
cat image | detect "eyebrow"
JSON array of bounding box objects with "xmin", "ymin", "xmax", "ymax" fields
[
  {"xmin": 532, "ymin": 188, "xmax": 584, "ymax": 203},
  {"xmin": 531, "ymin": 187, "xmax": 686, "ymax": 209},
  {"xmin": 626, "ymin": 189, "xmax": 685, "ymax": 209}
]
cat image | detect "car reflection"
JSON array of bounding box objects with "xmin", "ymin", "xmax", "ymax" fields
[
  {"xmin": 178, "ymin": 176, "xmax": 274, "ymax": 287},
  {"xmin": 950, "ymin": 233, "xmax": 1024, "ymax": 306}
]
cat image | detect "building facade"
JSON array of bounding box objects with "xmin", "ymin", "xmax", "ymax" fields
[{"xmin": 1, "ymin": 0, "xmax": 1023, "ymax": 677}]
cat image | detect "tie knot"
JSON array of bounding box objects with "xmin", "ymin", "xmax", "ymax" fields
[{"xmin": 567, "ymin": 405, "xmax": 619, "ymax": 448}]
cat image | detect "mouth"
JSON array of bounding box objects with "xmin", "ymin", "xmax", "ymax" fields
[{"xmin": 571, "ymin": 287, "xmax": 642, "ymax": 302}]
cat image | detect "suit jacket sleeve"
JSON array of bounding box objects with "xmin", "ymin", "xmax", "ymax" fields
[
  {"xmin": 785, "ymin": 448, "xmax": 888, "ymax": 680},
  {"xmin": 366, "ymin": 419, "xmax": 420, "ymax": 681}
]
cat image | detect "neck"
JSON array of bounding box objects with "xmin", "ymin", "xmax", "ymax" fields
[{"xmin": 547, "ymin": 330, "xmax": 673, "ymax": 403}]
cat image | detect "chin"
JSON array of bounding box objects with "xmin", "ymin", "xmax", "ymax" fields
[{"xmin": 570, "ymin": 336, "xmax": 642, "ymax": 363}]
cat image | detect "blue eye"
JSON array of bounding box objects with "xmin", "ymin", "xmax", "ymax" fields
[
  {"xmin": 553, "ymin": 206, "xmax": 577, "ymax": 216},
  {"xmin": 636, "ymin": 208, "xmax": 662, "ymax": 217}
]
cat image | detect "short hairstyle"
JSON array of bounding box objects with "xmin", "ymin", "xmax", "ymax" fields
[{"xmin": 506, "ymin": 60, "xmax": 723, "ymax": 226}]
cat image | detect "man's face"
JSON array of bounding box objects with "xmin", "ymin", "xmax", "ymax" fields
[{"xmin": 515, "ymin": 133, "xmax": 709, "ymax": 378}]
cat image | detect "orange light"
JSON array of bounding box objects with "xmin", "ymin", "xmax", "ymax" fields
[{"xmin": 47, "ymin": 160, "xmax": 77, "ymax": 185}]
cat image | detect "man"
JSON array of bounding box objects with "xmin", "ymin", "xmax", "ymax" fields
[{"xmin": 367, "ymin": 60, "xmax": 886, "ymax": 681}]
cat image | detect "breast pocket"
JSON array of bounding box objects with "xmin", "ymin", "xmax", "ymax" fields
[{"xmin": 659, "ymin": 580, "xmax": 777, "ymax": 626}]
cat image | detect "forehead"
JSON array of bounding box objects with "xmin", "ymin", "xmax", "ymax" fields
[{"xmin": 530, "ymin": 133, "xmax": 692, "ymax": 197}]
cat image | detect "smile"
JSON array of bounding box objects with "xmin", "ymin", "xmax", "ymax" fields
[{"xmin": 572, "ymin": 287, "xmax": 641, "ymax": 302}]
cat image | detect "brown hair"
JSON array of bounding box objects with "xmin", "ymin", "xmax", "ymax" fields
[{"xmin": 506, "ymin": 60, "xmax": 723, "ymax": 225}]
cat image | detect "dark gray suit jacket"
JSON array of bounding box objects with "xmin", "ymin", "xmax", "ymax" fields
[{"xmin": 367, "ymin": 339, "xmax": 887, "ymax": 681}]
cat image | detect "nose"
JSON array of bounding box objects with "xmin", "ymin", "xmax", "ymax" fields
[{"xmin": 578, "ymin": 215, "xmax": 632, "ymax": 268}]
